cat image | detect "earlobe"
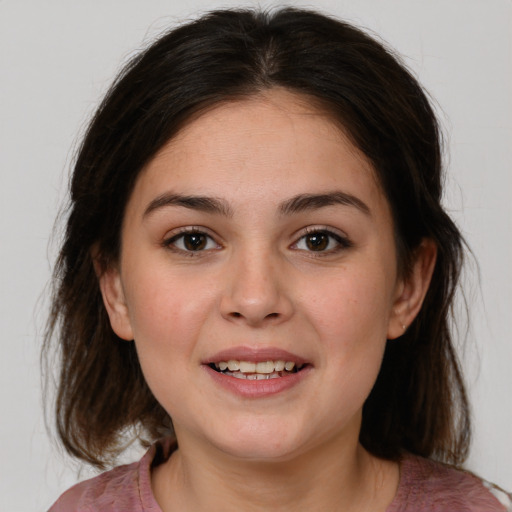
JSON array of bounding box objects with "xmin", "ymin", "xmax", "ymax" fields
[
  {"xmin": 387, "ymin": 239, "xmax": 437, "ymax": 339},
  {"xmin": 97, "ymin": 265, "xmax": 134, "ymax": 341}
]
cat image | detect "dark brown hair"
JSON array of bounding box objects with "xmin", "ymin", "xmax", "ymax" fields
[{"xmin": 44, "ymin": 7, "xmax": 470, "ymax": 468}]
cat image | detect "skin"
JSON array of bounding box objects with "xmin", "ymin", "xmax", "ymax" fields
[{"xmin": 100, "ymin": 89, "xmax": 436, "ymax": 511}]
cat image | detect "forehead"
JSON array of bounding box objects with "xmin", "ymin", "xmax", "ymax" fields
[{"xmin": 127, "ymin": 89, "xmax": 387, "ymax": 217}]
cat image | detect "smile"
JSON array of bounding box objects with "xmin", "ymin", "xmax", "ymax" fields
[{"xmin": 210, "ymin": 360, "xmax": 304, "ymax": 380}]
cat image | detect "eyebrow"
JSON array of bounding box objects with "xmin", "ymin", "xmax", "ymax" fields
[
  {"xmin": 143, "ymin": 193, "xmax": 234, "ymax": 218},
  {"xmin": 143, "ymin": 190, "xmax": 370, "ymax": 218},
  {"xmin": 279, "ymin": 192, "xmax": 371, "ymax": 216}
]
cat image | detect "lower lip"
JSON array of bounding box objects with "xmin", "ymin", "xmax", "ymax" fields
[{"xmin": 203, "ymin": 365, "xmax": 311, "ymax": 398}]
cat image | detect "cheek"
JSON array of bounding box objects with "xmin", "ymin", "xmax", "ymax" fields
[
  {"xmin": 304, "ymin": 267, "xmax": 395, "ymax": 343},
  {"xmin": 123, "ymin": 265, "xmax": 217, "ymax": 362},
  {"xmin": 301, "ymin": 265, "xmax": 394, "ymax": 394},
  {"xmin": 122, "ymin": 267, "xmax": 218, "ymax": 415},
  {"xmin": 305, "ymin": 272, "xmax": 392, "ymax": 415}
]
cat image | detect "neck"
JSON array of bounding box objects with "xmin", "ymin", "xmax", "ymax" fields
[{"xmin": 152, "ymin": 432, "xmax": 399, "ymax": 512}]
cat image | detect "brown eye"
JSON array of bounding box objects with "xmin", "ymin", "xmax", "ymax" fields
[
  {"xmin": 305, "ymin": 232, "xmax": 329, "ymax": 251},
  {"xmin": 183, "ymin": 233, "xmax": 207, "ymax": 251},
  {"xmin": 165, "ymin": 230, "xmax": 219, "ymax": 253},
  {"xmin": 294, "ymin": 229, "xmax": 352, "ymax": 254}
]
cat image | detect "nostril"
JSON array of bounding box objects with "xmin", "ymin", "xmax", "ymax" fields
[{"xmin": 228, "ymin": 311, "xmax": 279, "ymax": 321}]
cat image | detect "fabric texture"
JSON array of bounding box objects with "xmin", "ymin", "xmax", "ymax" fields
[{"xmin": 48, "ymin": 439, "xmax": 512, "ymax": 512}]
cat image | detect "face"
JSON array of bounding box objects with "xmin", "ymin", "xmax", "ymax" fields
[{"xmin": 101, "ymin": 90, "xmax": 432, "ymax": 462}]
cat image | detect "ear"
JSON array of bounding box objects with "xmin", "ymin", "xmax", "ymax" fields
[
  {"xmin": 387, "ymin": 238, "xmax": 437, "ymax": 339},
  {"xmin": 97, "ymin": 264, "xmax": 134, "ymax": 341}
]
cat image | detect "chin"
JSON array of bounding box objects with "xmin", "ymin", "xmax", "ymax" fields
[{"xmin": 201, "ymin": 417, "xmax": 316, "ymax": 463}]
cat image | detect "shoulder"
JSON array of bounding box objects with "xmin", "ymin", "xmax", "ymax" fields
[
  {"xmin": 47, "ymin": 439, "xmax": 174, "ymax": 512},
  {"xmin": 391, "ymin": 455, "xmax": 512, "ymax": 512},
  {"xmin": 48, "ymin": 460, "xmax": 145, "ymax": 512}
]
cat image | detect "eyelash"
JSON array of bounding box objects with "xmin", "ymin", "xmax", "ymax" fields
[
  {"xmin": 162, "ymin": 227, "xmax": 352, "ymax": 256},
  {"xmin": 163, "ymin": 227, "xmax": 220, "ymax": 256},
  {"xmin": 292, "ymin": 227, "xmax": 353, "ymax": 255}
]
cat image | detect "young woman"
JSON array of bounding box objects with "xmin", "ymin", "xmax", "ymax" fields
[{"xmin": 45, "ymin": 7, "xmax": 511, "ymax": 511}]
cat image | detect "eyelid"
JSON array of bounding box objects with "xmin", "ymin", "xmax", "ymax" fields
[
  {"xmin": 162, "ymin": 226, "xmax": 222, "ymax": 253},
  {"xmin": 291, "ymin": 226, "xmax": 353, "ymax": 253}
]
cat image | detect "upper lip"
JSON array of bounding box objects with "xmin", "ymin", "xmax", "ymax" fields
[{"xmin": 204, "ymin": 346, "xmax": 308, "ymax": 365}]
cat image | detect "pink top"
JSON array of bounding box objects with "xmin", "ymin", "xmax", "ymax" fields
[{"xmin": 48, "ymin": 439, "xmax": 512, "ymax": 511}]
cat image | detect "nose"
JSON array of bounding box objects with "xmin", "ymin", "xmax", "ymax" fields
[{"xmin": 220, "ymin": 249, "xmax": 294, "ymax": 327}]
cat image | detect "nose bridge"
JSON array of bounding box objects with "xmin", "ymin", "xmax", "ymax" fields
[{"xmin": 221, "ymin": 241, "xmax": 292, "ymax": 326}]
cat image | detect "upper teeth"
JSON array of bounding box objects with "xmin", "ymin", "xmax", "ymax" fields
[{"xmin": 215, "ymin": 360, "xmax": 298, "ymax": 374}]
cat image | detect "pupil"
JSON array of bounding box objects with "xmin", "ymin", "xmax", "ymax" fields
[
  {"xmin": 306, "ymin": 233, "xmax": 328, "ymax": 251},
  {"xmin": 184, "ymin": 233, "xmax": 206, "ymax": 251}
]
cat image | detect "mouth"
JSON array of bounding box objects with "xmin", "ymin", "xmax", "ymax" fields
[{"xmin": 208, "ymin": 359, "xmax": 306, "ymax": 380}]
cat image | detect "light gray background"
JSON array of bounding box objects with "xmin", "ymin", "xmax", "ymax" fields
[{"xmin": 1, "ymin": 1, "xmax": 510, "ymax": 510}]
